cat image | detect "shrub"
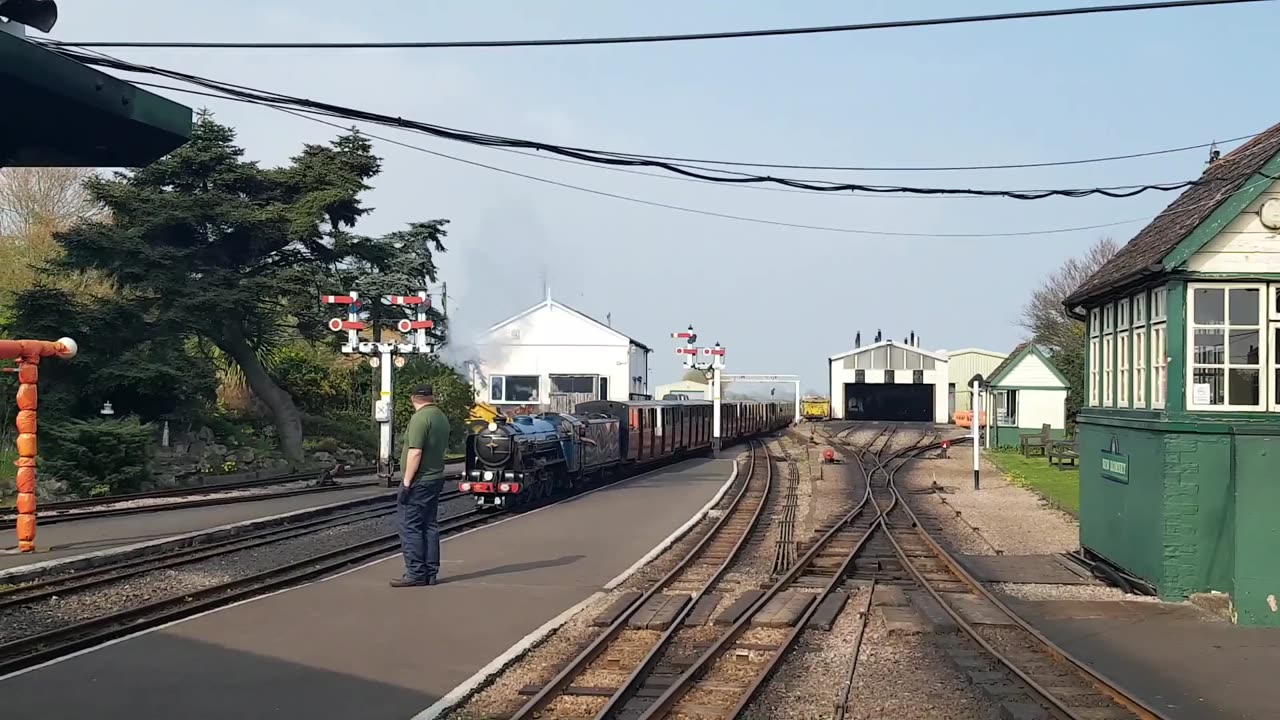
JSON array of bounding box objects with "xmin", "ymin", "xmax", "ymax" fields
[
  {"xmin": 41, "ymin": 417, "xmax": 152, "ymax": 497},
  {"xmin": 302, "ymin": 412, "xmax": 377, "ymax": 456}
]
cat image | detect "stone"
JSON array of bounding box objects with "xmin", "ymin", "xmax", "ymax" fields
[{"xmin": 235, "ymin": 448, "xmax": 257, "ymax": 464}]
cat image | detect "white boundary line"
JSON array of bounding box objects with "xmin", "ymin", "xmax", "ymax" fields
[
  {"xmin": 411, "ymin": 457, "xmax": 741, "ymax": 720},
  {"xmin": 0, "ymin": 456, "xmax": 737, "ymax": 686}
]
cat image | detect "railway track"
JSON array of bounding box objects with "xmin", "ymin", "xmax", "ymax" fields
[
  {"xmin": 0, "ymin": 469, "xmax": 463, "ymax": 530},
  {"xmin": 0, "ymin": 490, "xmax": 462, "ymax": 608},
  {"xmin": 612, "ymin": 429, "xmax": 933, "ymax": 719},
  {"xmin": 510, "ymin": 440, "xmax": 776, "ymax": 720},
  {"xmin": 0, "ymin": 500, "xmax": 493, "ymax": 677},
  {"xmin": 800, "ymin": 425, "xmax": 1168, "ymax": 720}
]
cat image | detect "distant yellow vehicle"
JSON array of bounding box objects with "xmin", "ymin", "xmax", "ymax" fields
[{"xmin": 801, "ymin": 396, "xmax": 830, "ymax": 421}]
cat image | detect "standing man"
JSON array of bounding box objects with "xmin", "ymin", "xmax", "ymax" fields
[{"xmin": 392, "ymin": 383, "xmax": 451, "ymax": 587}]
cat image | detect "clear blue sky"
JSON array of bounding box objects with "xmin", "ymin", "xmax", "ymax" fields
[{"xmin": 48, "ymin": 1, "xmax": 1280, "ymax": 393}]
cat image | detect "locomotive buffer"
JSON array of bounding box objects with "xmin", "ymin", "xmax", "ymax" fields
[{"xmin": 322, "ymin": 291, "xmax": 437, "ymax": 486}]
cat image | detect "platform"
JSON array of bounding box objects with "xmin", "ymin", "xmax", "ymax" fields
[
  {"xmin": 0, "ymin": 456, "xmax": 736, "ymax": 719},
  {"xmin": 0, "ymin": 465, "xmax": 462, "ymax": 573},
  {"xmin": 1011, "ymin": 597, "xmax": 1280, "ymax": 720}
]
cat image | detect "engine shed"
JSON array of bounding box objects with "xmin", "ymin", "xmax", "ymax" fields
[
  {"xmin": 827, "ymin": 335, "xmax": 950, "ymax": 423},
  {"xmin": 1065, "ymin": 120, "xmax": 1280, "ymax": 626}
]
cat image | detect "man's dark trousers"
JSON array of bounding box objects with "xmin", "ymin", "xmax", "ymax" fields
[{"xmin": 398, "ymin": 479, "xmax": 442, "ymax": 581}]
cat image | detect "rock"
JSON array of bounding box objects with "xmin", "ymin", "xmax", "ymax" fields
[
  {"xmin": 197, "ymin": 426, "xmax": 216, "ymax": 442},
  {"xmin": 208, "ymin": 443, "xmax": 228, "ymax": 457},
  {"xmin": 235, "ymin": 448, "xmax": 257, "ymax": 464},
  {"xmin": 312, "ymin": 451, "xmax": 334, "ymax": 463}
]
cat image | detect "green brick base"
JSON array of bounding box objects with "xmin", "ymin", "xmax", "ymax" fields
[{"xmin": 1078, "ymin": 412, "xmax": 1280, "ymax": 626}]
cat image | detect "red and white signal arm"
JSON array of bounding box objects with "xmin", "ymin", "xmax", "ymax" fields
[
  {"xmin": 397, "ymin": 319, "xmax": 436, "ymax": 333},
  {"xmin": 675, "ymin": 347, "xmax": 698, "ymax": 355}
]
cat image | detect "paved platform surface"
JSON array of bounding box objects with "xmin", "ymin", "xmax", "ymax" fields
[
  {"xmin": 0, "ymin": 456, "xmax": 735, "ymax": 719},
  {"xmin": 1012, "ymin": 598, "xmax": 1280, "ymax": 720},
  {"xmin": 0, "ymin": 464, "xmax": 462, "ymax": 570}
]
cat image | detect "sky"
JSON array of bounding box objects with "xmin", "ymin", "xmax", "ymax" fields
[{"xmin": 32, "ymin": 0, "xmax": 1280, "ymax": 394}]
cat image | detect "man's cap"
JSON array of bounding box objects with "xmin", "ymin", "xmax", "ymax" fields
[{"xmin": 411, "ymin": 383, "xmax": 434, "ymax": 397}]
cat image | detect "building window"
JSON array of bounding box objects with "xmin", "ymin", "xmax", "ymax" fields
[
  {"xmin": 1152, "ymin": 323, "xmax": 1167, "ymax": 408},
  {"xmin": 599, "ymin": 377, "xmax": 609, "ymax": 400},
  {"xmin": 1133, "ymin": 292, "xmax": 1147, "ymax": 326},
  {"xmin": 491, "ymin": 375, "xmax": 540, "ymax": 403},
  {"xmin": 994, "ymin": 389, "xmax": 1018, "ymax": 425},
  {"xmin": 1104, "ymin": 304, "xmax": 1114, "ymax": 333},
  {"xmin": 1118, "ymin": 332, "xmax": 1130, "ymax": 407},
  {"xmin": 551, "ymin": 375, "xmax": 597, "ymax": 394},
  {"xmin": 1151, "ymin": 286, "xmax": 1167, "ymax": 321},
  {"xmin": 1103, "ymin": 333, "xmax": 1114, "ymax": 406},
  {"xmin": 1134, "ymin": 328, "xmax": 1147, "ymax": 408},
  {"xmin": 1117, "ymin": 299, "xmax": 1130, "ymax": 330},
  {"xmin": 1090, "ymin": 308, "xmax": 1100, "ymax": 338},
  {"xmin": 1089, "ymin": 337, "xmax": 1100, "ymax": 406},
  {"xmin": 1187, "ymin": 284, "xmax": 1264, "ymax": 410}
]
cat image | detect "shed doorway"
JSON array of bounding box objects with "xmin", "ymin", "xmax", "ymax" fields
[{"xmin": 843, "ymin": 383, "xmax": 933, "ymax": 422}]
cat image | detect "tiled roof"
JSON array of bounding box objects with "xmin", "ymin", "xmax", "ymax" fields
[{"xmin": 1065, "ymin": 121, "xmax": 1280, "ymax": 306}]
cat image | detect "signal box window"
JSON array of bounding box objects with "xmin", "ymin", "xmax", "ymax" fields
[{"xmin": 551, "ymin": 375, "xmax": 596, "ymax": 394}]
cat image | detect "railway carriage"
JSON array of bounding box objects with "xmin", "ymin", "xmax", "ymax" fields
[{"xmin": 462, "ymin": 398, "xmax": 791, "ymax": 509}]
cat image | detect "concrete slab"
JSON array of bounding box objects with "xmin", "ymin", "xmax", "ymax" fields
[
  {"xmin": 944, "ymin": 592, "xmax": 1016, "ymax": 626},
  {"xmin": 751, "ymin": 591, "xmax": 815, "ymax": 627},
  {"xmin": 956, "ymin": 554, "xmax": 1098, "ymax": 586},
  {"xmin": 594, "ymin": 591, "xmax": 643, "ymax": 627},
  {"xmin": 684, "ymin": 593, "xmax": 722, "ymax": 627},
  {"xmin": 0, "ymin": 457, "xmax": 736, "ymax": 720},
  {"xmin": 1012, "ymin": 598, "xmax": 1280, "ymax": 720},
  {"xmin": 629, "ymin": 593, "xmax": 691, "ymax": 630}
]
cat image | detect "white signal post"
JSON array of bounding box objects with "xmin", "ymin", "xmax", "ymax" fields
[
  {"xmin": 969, "ymin": 373, "xmax": 984, "ymax": 491},
  {"xmin": 324, "ymin": 290, "xmax": 436, "ymax": 486}
]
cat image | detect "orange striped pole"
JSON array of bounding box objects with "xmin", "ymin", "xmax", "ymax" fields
[{"xmin": 0, "ymin": 338, "xmax": 78, "ymax": 552}]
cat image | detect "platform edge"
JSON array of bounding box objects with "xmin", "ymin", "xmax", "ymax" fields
[{"xmin": 410, "ymin": 456, "xmax": 741, "ymax": 720}]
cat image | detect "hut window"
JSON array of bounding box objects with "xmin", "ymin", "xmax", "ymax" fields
[{"xmin": 1134, "ymin": 327, "xmax": 1147, "ymax": 408}]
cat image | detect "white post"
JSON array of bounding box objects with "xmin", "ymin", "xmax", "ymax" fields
[
  {"xmin": 984, "ymin": 388, "xmax": 992, "ymax": 450},
  {"xmin": 793, "ymin": 380, "xmax": 800, "ymax": 424},
  {"xmin": 377, "ymin": 344, "xmax": 395, "ymax": 484},
  {"xmin": 712, "ymin": 366, "xmax": 722, "ymax": 452},
  {"xmin": 971, "ymin": 377, "xmax": 982, "ymax": 490}
]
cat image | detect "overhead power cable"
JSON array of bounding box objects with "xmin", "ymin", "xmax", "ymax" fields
[
  {"xmin": 131, "ymin": 78, "xmax": 1263, "ymax": 241},
  {"xmin": 49, "ymin": 46, "xmax": 1278, "ymax": 201},
  {"xmin": 38, "ymin": 0, "xmax": 1275, "ymax": 49}
]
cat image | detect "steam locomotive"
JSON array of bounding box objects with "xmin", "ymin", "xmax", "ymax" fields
[{"xmin": 461, "ymin": 399, "xmax": 791, "ymax": 508}]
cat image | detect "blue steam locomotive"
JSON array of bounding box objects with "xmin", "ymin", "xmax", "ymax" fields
[{"xmin": 461, "ymin": 399, "xmax": 791, "ymax": 508}]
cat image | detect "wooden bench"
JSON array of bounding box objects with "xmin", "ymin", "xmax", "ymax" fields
[
  {"xmin": 1049, "ymin": 439, "xmax": 1079, "ymax": 469},
  {"xmin": 1020, "ymin": 424, "xmax": 1051, "ymax": 457}
]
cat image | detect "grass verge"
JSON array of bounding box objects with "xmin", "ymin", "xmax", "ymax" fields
[{"xmin": 985, "ymin": 448, "xmax": 1080, "ymax": 517}]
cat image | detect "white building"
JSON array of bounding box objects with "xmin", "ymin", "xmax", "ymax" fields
[
  {"xmin": 655, "ymin": 380, "xmax": 710, "ymax": 401},
  {"xmin": 828, "ymin": 336, "xmax": 950, "ymax": 423},
  {"xmin": 471, "ymin": 293, "xmax": 652, "ymax": 412},
  {"xmin": 984, "ymin": 342, "xmax": 1070, "ymax": 448}
]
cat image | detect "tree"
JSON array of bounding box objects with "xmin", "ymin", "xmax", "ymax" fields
[
  {"xmin": 37, "ymin": 113, "xmax": 450, "ymax": 465},
  {"xmin": 0, "ymin": 167, "xmax": 111, "ymax": 302},
  {"xmin": 1018, "ymin": 237, "xmax": 1120, "ymax": 422}
]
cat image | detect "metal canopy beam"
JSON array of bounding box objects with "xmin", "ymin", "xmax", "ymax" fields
[{"xmin": 0, "ymin": 31, "xmax": 192, "ymax": 167}]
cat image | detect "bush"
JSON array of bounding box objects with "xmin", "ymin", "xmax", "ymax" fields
[
  {"xmin": 41, "ymin": 418, "xmax": 152, "ymax": 497},
  {"xmin": 302, "ymin": 412, "xmax": 377, "ymax": 456},
  {"xmin": 392, "ymin": 357, "xmax": 473, "ymax": 451}
]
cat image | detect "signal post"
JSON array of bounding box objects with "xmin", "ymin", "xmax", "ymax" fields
[
  {"xmin": 671, "ymin": 326, "xmax": 727, "ymax": 452},
  {"xmin": 323, "ymin": 291, "xmax": 436, "ymax": 486}
]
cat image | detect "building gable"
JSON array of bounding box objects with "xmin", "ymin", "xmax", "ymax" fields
[
  {"xmin": 481, "ymin": 300, "xmax": 634, "ymax": 348},
  {"xmin": 988, "ymin": 344, "xmax": 1069, "ymax": 389},
  {"xmin": 1184, "ymin": 176, "xmax": 1280, "ymax": 273},
  {"xmin": 1066, "ymin": 122, "xmax": 1280, "ymax": 308}
]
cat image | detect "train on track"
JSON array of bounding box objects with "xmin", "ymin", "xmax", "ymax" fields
[{"xmin": 460, "ymin": 399, "xmax": 792, "ymax": 508}]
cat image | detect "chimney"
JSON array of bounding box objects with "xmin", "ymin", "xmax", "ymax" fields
[
  {"xmin": 875, "ymin": 329, "xmax": 882, "ymax": 343},
  {"xmin": 909, "ymin": 330, "xmax": 915, "ymax": 347},
  {"xmin": 855, "ymin": 331, "xmax": 861, "ymax": 348}
]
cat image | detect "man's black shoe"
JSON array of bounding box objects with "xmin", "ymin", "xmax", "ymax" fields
[{"xmin": 390, "ymin": 576, "xmax": 428, "ymax": 587}]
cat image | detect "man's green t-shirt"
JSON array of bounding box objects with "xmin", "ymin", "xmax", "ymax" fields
[{"xmin": 402, "ymin": 404, "xmax": 450, "ymax": 482}]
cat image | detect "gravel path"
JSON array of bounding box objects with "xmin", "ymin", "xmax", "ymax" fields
[
  {"xmin": 896, "ymin": 452, "xmax": 1149, "ymax": 604},
  {"xmin": 0, "ymin": 494, "xmax": 473, "ymax": 644}
]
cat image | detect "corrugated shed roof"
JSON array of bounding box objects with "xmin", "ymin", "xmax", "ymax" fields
[{"xmin": 1066, "ymin": 121, "xmax": 1280, "ymax": 306}]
